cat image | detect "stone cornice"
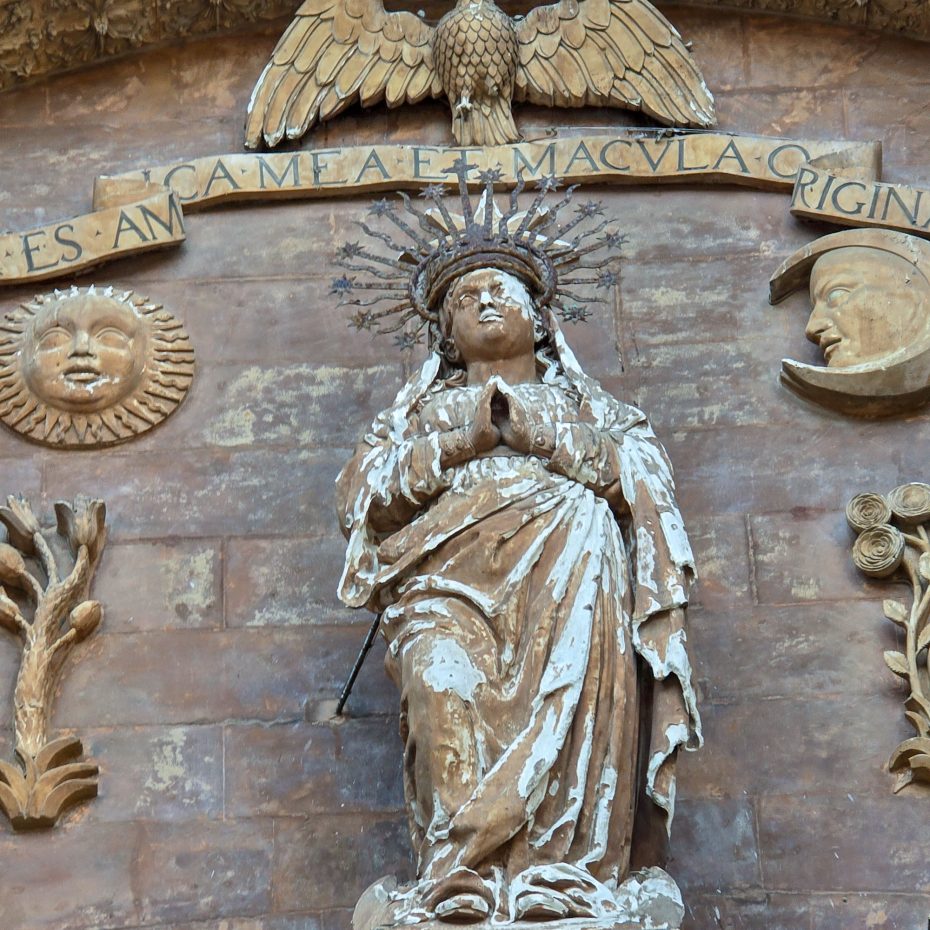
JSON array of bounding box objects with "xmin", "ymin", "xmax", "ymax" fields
[{"xmin": 1, "ymin": 0, "xmax": 928, "ymax": 94}]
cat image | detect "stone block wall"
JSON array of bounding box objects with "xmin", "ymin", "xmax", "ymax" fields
[{"xmin": 0, "ymin": 7, "xmax": 929, "ymax": 929}]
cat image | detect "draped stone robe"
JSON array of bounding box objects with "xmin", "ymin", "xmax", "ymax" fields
[{"xmin": 336, "ymin": 327, "xmax": 701, "ymax": 909}]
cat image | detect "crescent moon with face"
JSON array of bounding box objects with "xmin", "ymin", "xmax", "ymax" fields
[{"xmin": 769, "ymin": 229, "xmax": 930, "ymax": 417}]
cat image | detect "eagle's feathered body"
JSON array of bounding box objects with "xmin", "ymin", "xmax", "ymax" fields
[
  {"xmin": 433, "ymin": 1, "xmax": 519, "ymax": 145},
  {"xmin": 244, "ymin": 0, "xmax": 716, "ymax": 149}
]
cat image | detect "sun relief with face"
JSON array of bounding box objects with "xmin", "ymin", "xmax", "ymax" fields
[
  {"xmin": 0, "ymin": 286, "xmax": 194, "ymax": 447},
  {"xmin": 770, "ymin": 228, "xmax": 930, "ymax": 417}
]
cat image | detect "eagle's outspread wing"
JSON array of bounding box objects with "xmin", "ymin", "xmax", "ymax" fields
[
  {"xmin": 513, "ymin": 0, "xmax": 715, "ymax": 128},
  {"xmin": 244, "ymin": 0, "xmax": 441, "ymax": 149}
]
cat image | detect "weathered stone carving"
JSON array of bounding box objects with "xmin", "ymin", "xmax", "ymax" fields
[
  {"xmin": 769, "ymin": 229, "xmax": 930, "ymax": 417},
  {"xmin": 3, "ymin": 0, "xmax": 930, "ymax": 96},
  {"xmin": 245, "ymin": 0, "xmax": 715, "ymax": 149},
  {"xmin": 335, "ymin": 168, "xmax": 701, "ymax": 930},
  {"xmin": 848, "ymin": 486, "xmax": 930, "ymax": 793},
  {"xmin": 0, "ymin": 496, "xmax": 107, "ymax": 830},
  {"xmin": 0, "ymin": 285, "xmax": 194, "ymax": 447}
]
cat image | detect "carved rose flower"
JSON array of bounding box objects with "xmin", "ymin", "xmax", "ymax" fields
[
  {"xmin": 846, "ymin": 492, "xmax": 892, "ymax": 534},
  {"xmin": 852, "ymin": 524, "xmax": 906, "ymax": 578},
  {"xmin": 888, "ymin": 483, "xmax": 930, "ymax": 526},
  {"xmin": 0, "ymin": 496, "xmax": 40, "ymax": 555}
]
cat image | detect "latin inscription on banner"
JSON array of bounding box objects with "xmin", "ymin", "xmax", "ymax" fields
[
  {"xmin": 94, "ymin": 133, "xmax": 880, "ymax": 211},
  {"xmin": 0, "ymin": 190, "xmax": 185, "ymax": 285},
  {"xmin": 791, "ymin": 167, "xmax": 930, "ymax": 240},
  {"xmin": 0, "ymin": 133, "xmax": 882, "ymax": 287}
]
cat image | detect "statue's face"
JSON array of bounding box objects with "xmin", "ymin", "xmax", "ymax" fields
[
  {"xmin": 445, "ymin": 268, "xmax": 536, "ymax": 363},
  {"xmin": 23, "ymin": 294, "xmax": 145, "ymax": 411},
  {"xmin": 807, "ymin": 248, "xmax": 927, "ymax": 368}
]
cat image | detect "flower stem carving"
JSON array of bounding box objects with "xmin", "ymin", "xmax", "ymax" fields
[
  {"xmin": 0, "ymin": 496, "xmax": 107, "ymax": 830},
  {"xmin": 848, "ymin": 484, "xmax": 930, "ymax": 792}
]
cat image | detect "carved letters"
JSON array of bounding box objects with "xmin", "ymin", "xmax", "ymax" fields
[
  {"xmin": 0, "ymin": 188, "xmax": 185, "ymax": 285},
  {"xmin": 0, "ymin": 134, "xmax": 877, "ymax": 289}
]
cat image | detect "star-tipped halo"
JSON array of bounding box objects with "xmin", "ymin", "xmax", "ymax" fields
[{"xmin": 334, "ymin": 164, "xmax": 625, "ymax": 341}]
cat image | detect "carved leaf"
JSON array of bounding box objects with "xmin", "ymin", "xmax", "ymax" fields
[
  {"xmin": 34, "ymin": 735, "xmax": 84, "ymax": 773},
  {"xmin": 0, "ymin": 496, "xmax": 39, "ymax": 554},
  {"xmin": 888, "ymin": 736, "xmax": 930, "ymax": 770},
  {"xmin": 0, "ymin": 589, "xmax": 23, "ymax": 635},
  {"xmin": 882, "ymin": 599, "xmax": 909, "ymax": 626},
  {"xmin": 0, "ymin": 759, "xmax": 26, "ymax": 791},
  {"xmin": 0, "ymin": 543, "xmax": 28, "ymax": 587},
  {"xmin": 0, "ymin": 781, "xmax": 25, "ymax": 819},
  {"xmin": 905, "ymin": 710, "xmax": 929, "ymax": 736},
  {"xmin": 893, "ymin": 769, "xmax": 915, "ymax": 793},
  {"xmin": 39, "ymin": 776, "xmax": 98, "ymax": 822},
  {"xmin": 906, "ymin": 753, "xmax": 930, "ymax": 775},
  {"xmin": 920, "ymin": 552, "xmax": 930, "ymax": 583},
  {"xmin": 917, "ymin": 624, "xmax": 930, "ymax": 654},
  {"xmin": 883, "ymin": 650, "xmax": 910, "ymax": 678},
  {"xmin": 32, "ymin": 762, "xmax": 99, "ymax": 806}
]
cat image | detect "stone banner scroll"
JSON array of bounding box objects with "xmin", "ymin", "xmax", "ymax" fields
[
  {"xmin": 93, "ymin": 132, "xmax": 880, "ymax": 212},
  {"xmin": 0, "ymin": 132, "xmax": 882, "ymax": 289},
  {"xmin": 790, "ymin": 148, "xmax": 930, "ymax": 240},
  {"xmin": 0, "ymin": 185, "xmax": 185, "ymax": 286}
]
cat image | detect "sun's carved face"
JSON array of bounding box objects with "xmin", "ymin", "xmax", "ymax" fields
[
  {"xmin": 0, "ymin": 286, "xmax": 194, "ymax": 448},
  {"xmin": 23, "ymin": 293, "xmax": 147, "ymax": 412}
]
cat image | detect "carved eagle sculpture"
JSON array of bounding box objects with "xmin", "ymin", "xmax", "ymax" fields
[{"xmin": 244, "ymin": 0, "xmax": 716, "ymax": 149}]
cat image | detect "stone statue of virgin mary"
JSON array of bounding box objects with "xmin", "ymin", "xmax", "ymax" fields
[{"xmin": 334, "ymin": 168, "xmax": 702, "ymax": 930}]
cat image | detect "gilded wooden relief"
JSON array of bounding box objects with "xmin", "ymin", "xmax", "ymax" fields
[
  {"xmin": 848, "ymin": 486, "xmax": 930, "ymax": 792},
  {"xmin": 770, "ymin": 229, "xmax": 930, "ymax": 417},
  {"xmin": 245, "ymin": 0, "xmax": 715, "ymax": 149},
  {"xmin": 0, "ymin": 285, "xmax": 194, "ymax": 447},
  {"xmin": 0, "ymin": 496, "xmax": 107, "ymax": 831},
  {"xmin": 4, "ymin": 0, "xmax": 930, "ymax": 95},
  {"xmin": 336, "ymin": 168, "xmax": 700, "ymax": 930}
]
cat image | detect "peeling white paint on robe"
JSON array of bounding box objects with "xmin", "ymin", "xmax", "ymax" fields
[{"xmin": 336, "ymin": 314, "xmax": 700, "ymax": 925}]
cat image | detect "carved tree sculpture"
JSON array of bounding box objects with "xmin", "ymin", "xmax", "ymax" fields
[
  {"xmin": 245, "ymin": 0, "xmax": 716, "ymax": 149},
  {"xmin": 848, "ymin": 485, "xmax": 930, "ymax": 792},
  {"xmin": 0, "ymin": 496, "xmax": 107, "ymax": 830}
]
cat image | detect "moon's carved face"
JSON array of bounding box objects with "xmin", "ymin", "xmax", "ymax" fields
[
  {"xmin": 443, "ymin": 268, "xmax": 537, "ymax": 364},
  {"xmin": 22, "ymin": 294, "xmax": 146, "ymax": 412},
  {"xmin": 807, "ymin": 248, "xmax": 928, "ymax": 368}
]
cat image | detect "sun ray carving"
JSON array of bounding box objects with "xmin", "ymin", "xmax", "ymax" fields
[{"xmin": 0, "ymin": 285, "xmax": 194, "ymax": 448}]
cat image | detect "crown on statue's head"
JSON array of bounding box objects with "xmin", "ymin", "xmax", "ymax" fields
[{"xmin": 331, "ymin": 158, "xmax": 627, "ymax": 342}]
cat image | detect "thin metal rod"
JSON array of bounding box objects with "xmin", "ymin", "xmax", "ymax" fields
[{"xmin": 335, "ymin": 613, "xmax": 382, "ymax": 715}]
